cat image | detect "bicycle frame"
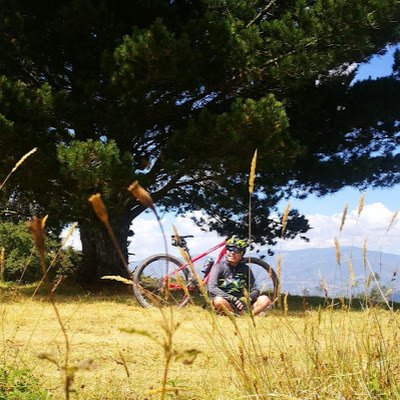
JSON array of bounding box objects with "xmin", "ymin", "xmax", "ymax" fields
[{"xmin": 162, "ymin": 239, "xmax": 227, "ymax": 290}]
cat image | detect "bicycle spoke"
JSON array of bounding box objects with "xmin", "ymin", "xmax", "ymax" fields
[{"xmin": 133, "ymin": 254, "xmax": 191, "ymax": 307}]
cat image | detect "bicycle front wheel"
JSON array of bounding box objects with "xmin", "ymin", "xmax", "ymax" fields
[
  {"xmin": 132, "ymin": 254, "xmax": 190, "ymax": 308},
  {"xmin": 245, "ymin": 257, "xmax": 279, "ymax": 302}
]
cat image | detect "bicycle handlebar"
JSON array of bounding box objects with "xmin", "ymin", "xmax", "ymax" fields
[
  {"xmin": 171, "ymin": 235, "xmax": 194, "ymax": 239},
  {"xmin": 171, "ymin": 234, "xmax": 194, "ymax": 248}
]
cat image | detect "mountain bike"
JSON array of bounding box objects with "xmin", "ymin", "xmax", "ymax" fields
[{"xmin": 132, "ymin": 235, "xmax": 278, "ymax": 308}]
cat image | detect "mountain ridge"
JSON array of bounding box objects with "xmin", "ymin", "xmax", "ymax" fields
[
  {"xmin": 260, "ymin": 246, "xmax": 400, "ymax": 297},
  {"xmin": 130, "ymin": 246, "xmax": 400, "ymax": 299}
]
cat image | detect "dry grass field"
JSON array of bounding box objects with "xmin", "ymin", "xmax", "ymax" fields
[
  {"xmin": 2, "ymin": 139, "xmax": 399, "ymax": 399},
  {"xmin": 1, "ymin": 288, "xmax": 400, "ymax": 400}
]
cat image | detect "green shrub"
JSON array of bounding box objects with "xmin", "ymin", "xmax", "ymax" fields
[
  {"xmin": 0, "ymin": 366, "xmax": 51, "ymax": 399},
  {"xmin": 0, "ymin": 221, "xmax": 82, "ymax": 283},
  {"xmin": 54, "ymin": 245, "xmax": 84, "ymax": 281}
]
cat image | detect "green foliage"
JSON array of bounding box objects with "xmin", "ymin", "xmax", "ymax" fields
[
  {"xmin": 57, "ymin": 139, "xmax": 134, "ymax": 219},
  {"xmin": 0, "ymin": 221, "xmax": 82, "ymax": 283},
  {"xmin": 0, "ymin": 366, "xmax": 51, "ymax": 399},
  {"xmin": 55, "ymin": 246, "xmax": 84, "ymax": 281},
  {"xmin": 0, "ymin": 1, "xmax": 400, "ymax": 279}
]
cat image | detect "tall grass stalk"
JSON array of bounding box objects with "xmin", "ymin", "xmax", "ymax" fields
[
  {"xmin": 30, "ymin": 222, "xmax": 78, "ymax": 298},
  {"xmin": 346, "ymin": 193, "xmax": 365, "ymax": 304},
  {"xmin": 128, "ymin": 181, "xmax": 170, "ymax": 301},
  {"xmin": 0, "ymin": 148, "xmax": 37, "ymax": 191},
  {"xmin": 159, "ymin": 308, "xmax": 177, "ymax": 400},
  {"xmin": 128, "ymin": 180, "xmax": 168, "ymax": 260},
  {"xmin": 248, "ymin": 149, "xmax": 257, "ymax": 244},
  {"xmin": 123, "ymin": 310, "xmax": 178, "ymax": 400},
  {"xmin": 276, "ymin": 254, "xmax": 282, "ymax": 307},
  {"xmin": 348, "ymin": 193, "xmax": 365, "ymax": 254},
  {"xmin": 1, "ymin": 222, "xmax": 84, "ymax": 373},
  {"xmin": 1, "ymin": 289, "xmax": 400, "ymax": 398},
  {"xmin": 332, "ymin": 204, "xmax": 348, "ymax": 306},
  {"xmin": 366, "ymin": 259, "xmax": 400, "ymax": 327},
  {"xmin": 28, "ymin": 217, "xmax": 71, "ymax": 400},
  {"xmin": 247, "ymin": 149, "xmax": 257, "ymax": 313},
  {"xmin": 130, "ymin": 197, "xmax": 213, "ymax": 396},
  {"xmin": 89, "ymin": 193, "xmax": 154, "ymax": 299},
  {"xmin": 363, "ymin": 235, "xmax": 369, "ymax": 307},
  {"xmin": 89, "ymin": 192, "xmax": 163, "ymax": 306},
  {"xmin": 334, "ymin": 236, "xmax": 341, "ymax": 266},
  {"xmin": 377, "ymin": 209, "xmax": 399, "ymax": 277},
  {"xmin": 205, "ymin": 305, "xmax": 400, "ymax": 399},
  {"xmin": 0, "ymin": 247, "xmax": 4, "ymax": 283},
  {"xmin": 281, "ymin": 202, "xmax": 290, "ymax": 238},
  {"xmin": 122, "ymin": 306, "xmax": 202, "ymax": 399},
  {"xmin": 339, "ymin": 203, "xmax": 348, "ymax": 233},
  {"xmin": 274, "ymin": 203, "xmax": 290, "ymax": 309},
  {"xmin": 171, "ymin": 225, "xmax": 211, "ymax": 309}
]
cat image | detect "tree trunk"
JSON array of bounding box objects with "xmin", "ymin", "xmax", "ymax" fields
[{"xmin": 79, "ymin": 216, "xmax": 131, "ymax": 283}]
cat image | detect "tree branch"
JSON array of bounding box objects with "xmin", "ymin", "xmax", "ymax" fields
[{"xmin": 246, "ymin": 0, "xmax": 276, "ymax": 28}]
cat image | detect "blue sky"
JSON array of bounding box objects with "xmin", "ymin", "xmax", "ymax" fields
[
  {"xmin": 287, "ymin": 186, "xmax": 400, "ymax": 215},
  {"xmin": 355, "ymin": 44, "xmax": 398, "ymax": 81},
  {"xmin": 288, "ymin": 44, "xmax": 400, "ymax": 216}
]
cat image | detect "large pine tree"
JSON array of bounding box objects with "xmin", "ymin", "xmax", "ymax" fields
[{"xmin": 1, "ymin": 0, "xmax": 400, "ymax": 281}]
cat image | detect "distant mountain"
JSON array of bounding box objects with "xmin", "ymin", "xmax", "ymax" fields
[
  {"xmin": 255, "ymin": 247, "xmax": 400, "ymax": 297},
  {"xmin": 130, "ymin": 246, "xmax": 400, "ymax": 299}
]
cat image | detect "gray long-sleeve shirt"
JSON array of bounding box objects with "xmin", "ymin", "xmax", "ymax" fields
[{"xmin": 207, "ymin": 258, "xmax": 260, "ymax": 302}]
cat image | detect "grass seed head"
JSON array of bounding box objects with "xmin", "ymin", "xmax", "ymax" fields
[
  {"xmin": 101, "ymin": 275, "xmax": 133, "ymax": 285},
  {"xmin": 128, "ymin": 181, "xmax": 154, "ymax": 210},
  {"xmin": 248, "ymin": 149, "xmax": 257, "ymax": 195},
  {"xmin": 363, "ymin": 236, "xmax": 368, "ymax": 269},
  {"xmin": 334, "ymin": 237, "xmax": 341, "ymax": 266},
  {"xmin": 319, "ymin": 276, "xmax": 329, "ymax": 297},
  {"xmin": 11, "ymin": 147, "xmax": 37, "ymax": 173},
  {"xmin": 283, "ymin": 292, "xmax": 288, "ymax": 316},
  {"xmin": 281, "ymin": 203, "xmax": 291, "ymax": 237},
  {"xmin": 41, "ymin": 214, "xmax": 48, "ymax": 228},
  {"xmin": 357, "ymin": 193, "xmax": 365, "ymax": 216},
  {"xmin": 346, "ymin": 257, "xmax": 355, "ymax": 288},
  {"xmin": 340, "ymin": 204, "xmax": 348, "ymax": 233},
  {"xmin": 28, "ymin": 217, "xmax": 46, "ymax": 257},
  {"xmin": 386, "ymin": 210, "xmax": 399, "ymax": 233},
  {"xmin": 88, "ymin": 193, "xmax": 109, "ymax": 224},
  {"xmin": 0, "ymin": 147, "xmax": 37, "ymax": 190}
]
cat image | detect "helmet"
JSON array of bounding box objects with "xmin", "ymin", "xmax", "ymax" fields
[{"xmin": 226, "ymin": 236, "xmax": 248, "ymax": 252}]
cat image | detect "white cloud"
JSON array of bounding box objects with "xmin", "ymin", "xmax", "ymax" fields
[
  {"xmin": 61, "ymin": 202, "xmax": 400, "ymax": 261},
  {"xmin": 60, "ymin": 212, "xmax": 223, "ymax": 262},
  {"xmin": 129, "ymin": 212, "xmax": 223, "ymax": 262},
  {"xmin": 276, "ymin": 202, "xmax": 400, "ymax": 255},
  {"xmin": 61, "ymin": 225, "xmax": 82, "ymax": 250}
]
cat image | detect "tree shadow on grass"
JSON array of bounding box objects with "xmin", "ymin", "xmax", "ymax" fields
[
  {"xmin": 0, "ymin": 281, "xmax": 138, "ymax": 305},
  {"xmin": 278, "ymin": 294, "xmax": 400, "ymax": 316}
]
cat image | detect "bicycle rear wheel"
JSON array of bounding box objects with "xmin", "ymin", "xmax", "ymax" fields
[
  {"xmin": 244, "ymin": 257, "xmax": 278, "ymax": 302},
  {"xmin": 132, "ymin": 254, "xmax": 191, "ymax": 308}
]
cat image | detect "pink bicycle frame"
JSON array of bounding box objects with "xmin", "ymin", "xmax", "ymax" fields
[{"xmin": 161, "ymin": 240, "xmax": 227, "ymax": 290}]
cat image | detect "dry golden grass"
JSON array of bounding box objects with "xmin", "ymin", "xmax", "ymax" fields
[
  {"xmin": 1, "ymin": 291, "xmax": 400, "ymax": 399},
  {"xmin": 1, "ymin": 295, "xmax": 241, "ymax": 399}
]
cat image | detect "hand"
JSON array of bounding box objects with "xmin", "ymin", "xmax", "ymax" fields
[{"xmin": 234, "ymin": 298, "xmax": 245, "ymax": 311}]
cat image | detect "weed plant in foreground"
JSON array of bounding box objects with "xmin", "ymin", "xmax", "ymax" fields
[{"xmin": 1, "ymin": 288, "xmax": 399, "ymax": 399}]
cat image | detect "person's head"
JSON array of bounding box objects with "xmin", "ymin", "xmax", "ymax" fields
[{"xmin": 225, "ymin": 236, "xmax": 248, "ymax": 266}]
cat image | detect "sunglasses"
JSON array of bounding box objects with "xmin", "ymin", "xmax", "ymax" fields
[{"xmin": 226, "ymin": 246, "xmax": 244, "ymax": 254}]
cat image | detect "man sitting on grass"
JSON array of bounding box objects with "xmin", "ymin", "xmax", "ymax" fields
[{"xmin": 207, "ymin": 236, "xmax": 272, "ymax": 316}]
